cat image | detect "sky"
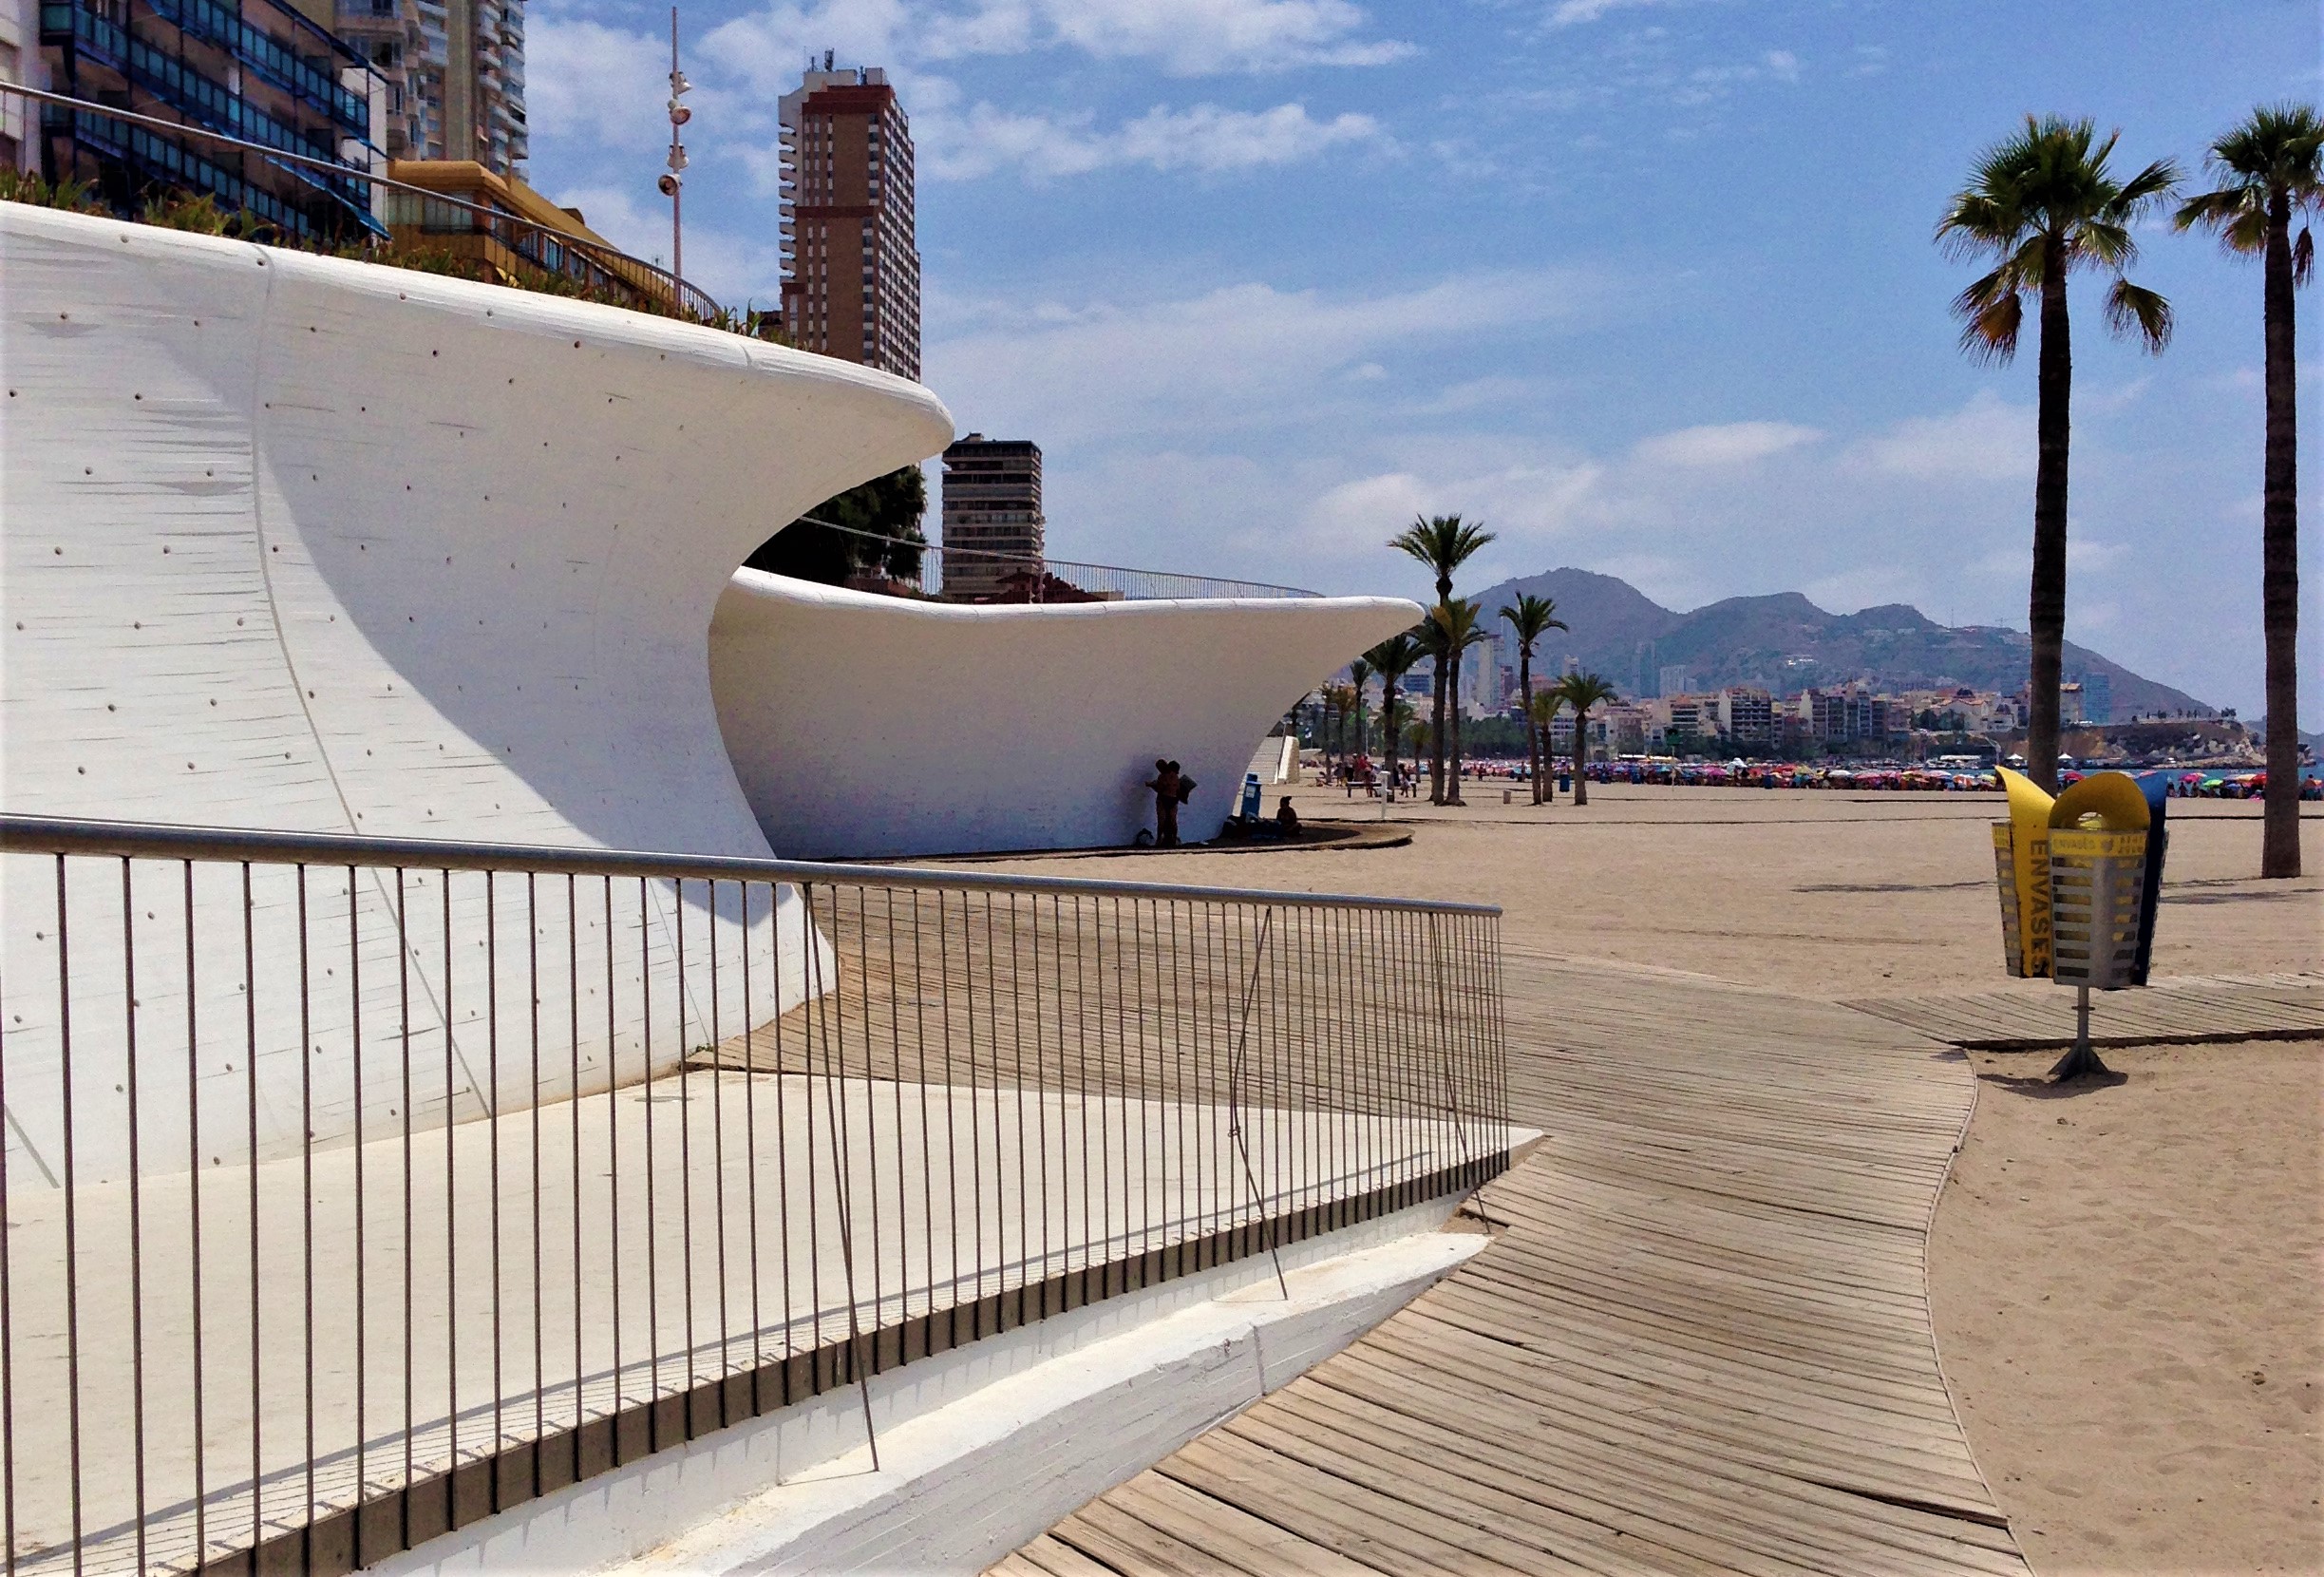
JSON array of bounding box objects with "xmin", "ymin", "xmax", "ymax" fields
[{"xmin": 523, "ymin": 0, "xmax": 2323, "ymax": 723}]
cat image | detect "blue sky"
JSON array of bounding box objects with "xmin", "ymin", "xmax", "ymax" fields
[{"xmin": 525, "ymin": 0, "xmax": 2322, "ymax": 721}]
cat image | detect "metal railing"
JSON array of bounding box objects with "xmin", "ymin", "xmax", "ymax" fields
[
  {"xmin": 1, "ymin": 83, "xmax": 726, "ymax": 319},
  {"xmin": 0, "ymin": 814, "xmax": 1506, "ymax": 1575},
  {"xmin": 785, "ymin": 518, "xmax": 1323, "ymax": 603}
]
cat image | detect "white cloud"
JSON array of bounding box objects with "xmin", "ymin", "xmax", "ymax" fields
[
  {"xmin": 922, "ymin": 101, "xmax": 1385, "ymax": 180},
  {"xmin": 525, "ymin": 15, "xmax": 679, "ymax": 151},
  {"xmin": 698, "ymin": 0, "xmax": 1407, "ymax": 79},
  {"xmin": 1633, "ymin": 420, "xmax": 1819, "ymax": 468},
  {"xmin": 1545, "ymin": 0, "xmax": 1679, "ymax": 28},
  {"xmin": 1843, "ymin": 391, "xmax": 2034, "ymax": 484},
  {"xmin": 924, "ymin": 270, "xmax": 1597, "ymax": 446}
]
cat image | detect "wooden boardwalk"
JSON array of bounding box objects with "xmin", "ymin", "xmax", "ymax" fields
[
  {"xmin": 992, "ymin": 949, "xmax": 2027, "ymax": 1577},
  {"xmin": 1842, "ymin": 971, "xmax": 2324, "ymax": 1052}
]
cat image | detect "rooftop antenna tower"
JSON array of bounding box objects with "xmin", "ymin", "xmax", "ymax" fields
[{"xmin": 659, "ymin": 8, "xmax": 691, "ymax": 292}]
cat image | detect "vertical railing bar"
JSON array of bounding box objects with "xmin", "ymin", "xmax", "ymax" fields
[
  {"xmin": 965, "ymin": 894, "xmax": 984, "ymax": 1320},
  {"xmin": 639, "ymin": 877, "xmax": 657, "ymax": 1422},
  {"xmin": 676, "ymin": 879, "xmax": 695, "ymax": 1410},
  {"xmin": 348, "ymin": 864, "xmax": 363, "ymax": 1554},
  {"xmin": 121, "ymin": 857, "xmax": 151, "ymax": 1571},
  {"xmin": 568, "ymin": 875, "xmax": 583, "ymax": 1452},
  {"xmin": 602, "ymin": 877, "xmax": 619, "ymax": 1433},
  {"xmin": 854, "ymin": 888, "xmax": 882, "ymax": 1340},
  {"xmin": 909, "ymin": 890, "xmax": 933, "ymax": 1325},
  {"xmin": 442, "ymin": 869, "xmax": 458, "ymax": 1491},
  {"xmin": 937, "ymin": 890, "xmax": 960, "ymax": 1327},
  {"xmin": 487, "ymin": 873, "xmax": 504, "ymax": 1479},
  {"xmin": 51, "ymin": 855, "xmax": 85, "ymax": 1577},
  {"xmin": 742, "ymin": 881, "xmax": 762, "ymax": 1383},
  {"xmin": 296, "ymin": 862, "xmax": 314, "ymax": 1544},
  {"xmin": 881, "ymin": 892, "xmax": 905, "ymax": 1328},
  {"xmin": 774, "ymin": 884, "xmax": 794, "ymax": 1374},
  {"xmin": 710, "ymin": 880, "xmax": 729, "ymax": 1399},
  {"xmin": 398, "ymin": 867, "xmax": 414, "ymax": 1508},
  {"xmin": 1, "ymin": 876, "xmax": 19, "ymax": 1576},
  {"xmin": 527, "ymin": 874, "xmax": 543, "ymax": 1461},
  {"xmin": 1007, "ymin": 893, "xmax": 1027, "ymax": 1318},
  {"xmin": 186, "ymin": 861, "xmax": 208, "ymax": 1567},
  {"xmin": 602, "ymin": 877, "xmax": 619, "ymax": 1434},
  {"xmin": 241, "ymin": 859, "xmax": 259, "ymax": 1559},
  {"xmin": 1072, "ymin": 895, "xmax": 1090, "ymax": 1287}
]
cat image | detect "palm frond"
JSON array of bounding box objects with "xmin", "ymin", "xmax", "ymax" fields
[
  {"xmin": 1954, "ymin": 281, "xmax": 2023, "ymax": 364},
  {"xmin": 2104, "ymin": 278, "xmax": 2174, "ymax": 352}
]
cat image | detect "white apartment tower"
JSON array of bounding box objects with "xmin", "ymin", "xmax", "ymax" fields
[
  {"xmin": 333, "ymin": 0, "xmax": 527, "ymax": 170},
  {"xmin": 778, "ymin": 62, "xmax": 921, "ymax": 380}
]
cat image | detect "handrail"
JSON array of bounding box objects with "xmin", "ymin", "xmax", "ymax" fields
[
  {"xmin": 790, "ymin": 515, "xmax": 1326, "ymax": 601},
  {"xmin": 0, "ymin": 81, "xmax": 727, "ymax": 320},
  {"xmin": 0, "ymin": 812, "xmax": 1502, "ymax": 914}
]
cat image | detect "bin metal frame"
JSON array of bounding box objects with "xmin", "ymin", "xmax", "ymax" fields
[{"xmin": 2047, "ymin": 826, "xmax": 2148, "ymax": 1076}]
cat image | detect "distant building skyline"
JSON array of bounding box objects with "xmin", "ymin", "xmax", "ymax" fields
[
  {"xmin": 335, "ymin": 0, "xmax": 528, "ymax": 172},
  {"xmin": 777, "ymin": 61, "xmax": 920, "ymax": 381}
]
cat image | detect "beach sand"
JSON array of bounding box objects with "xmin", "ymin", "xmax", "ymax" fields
[{"xmin": 942, "ymin": 779, "xmax": 2323, "ymax": 1574}]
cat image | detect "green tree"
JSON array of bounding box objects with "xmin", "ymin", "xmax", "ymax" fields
[
  {"xmin": 1937, "ymin": 116, "xmax": 2179, "ymax": 792},
  {"xmin": 1365, "ymin": 633, "xmax": 1424, "ymax": 797},
  {"xmin": 2177, "ymin": 104, "xmax": 2321, "ymax": 880},
  {"xmin": 746, "ymin": 465, "xmax": 929, "ymax": 585},
  {"xmin": 1348, "ymin": 656, "xmax": 1374, "ymax": 760},
  {"xmin": 1499, "ymin": 594, "xmax": 1568, "ymax": 804},
  {"xmin": 1558, "ymin": 673, "xmax": 1619, "ymax": 807},
  {"xmin": 1429, "ymin": 599, "xmax": 1494, "ymax": 805},
  {"xmin": 1389, "ymin": 514, "xmax": 1496, "ymax": 802}
]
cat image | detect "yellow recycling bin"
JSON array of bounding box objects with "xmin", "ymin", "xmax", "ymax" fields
[{"xmin": 1991, "ymin": 769, "xmax": 2154, "ymax": 1076}]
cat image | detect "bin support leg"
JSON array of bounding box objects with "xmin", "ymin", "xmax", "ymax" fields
[{"xmin": 2050, "ymin": 984, "xmax": 2112, "ymax": 1079}]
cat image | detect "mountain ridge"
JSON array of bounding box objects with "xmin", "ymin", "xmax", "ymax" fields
[{"xmin": 1463, "ymin": 567, "xmax": 2212, "ymax": 719}]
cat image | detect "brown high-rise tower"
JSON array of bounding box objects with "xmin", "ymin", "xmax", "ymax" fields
[{"xmin": 777, "ymin": 64, "xmax": 921, "ymax": 381}]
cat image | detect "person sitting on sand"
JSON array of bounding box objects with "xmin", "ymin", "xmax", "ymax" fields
[{"xmin": 1276, "ymin": 795, "xmax": 1299, "ymax": 835}]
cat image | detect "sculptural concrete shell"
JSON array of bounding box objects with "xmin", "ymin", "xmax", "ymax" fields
[
  {"xmin": 0, "ymin": 204, "xmax": 954, "ymax": 1182},
  {"xmin": 711, "ymin": 574, "xmax": 1422, "ymax": 858}
]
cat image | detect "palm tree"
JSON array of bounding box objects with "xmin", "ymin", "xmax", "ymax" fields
[
  {"xmin": 1365, "ymin": 633, "xmax": 1423, "ymax": 796},
  {"xmin": 1428, "ymin": 599, "xmax": 1494, "ymax": 805},
  {"xmin": 1937, "ymin": 116, "xmax": 2180, "ymax": 792},
  {"xmin": 2177, "ymin": 104, "xmax": 2321, "ymax": 880},
  {"xmin": 1389, "ymin": 514, "xmax": 1497, "ymax": 802},
  {"xmin": 1558, "ymin": 673, "xmax": 1619, "ymax": 807},
  {"xmin": 1529, "ymin": 687, "xmax": 1567, "ymax": 804},
  {"xmin": 1500, "ymin": 594, "xmax": 1568, "ymax": 803},
  {"xmin": 1348, "ymin": 656, "xmax": 1374, "ymax": 761}
]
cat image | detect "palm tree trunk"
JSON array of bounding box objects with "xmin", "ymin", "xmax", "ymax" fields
[
  {"xmin": 1447, "ymin": 657, "xmax": 1465, "ymax": 805},
  {"xmin": 1430, "ymin": 663, "xmax": 1447, "ymax": 804},
  {"xmin": 1383, "ymin": 691, "xmax": 1401, "ymax": 793},
  {"xmin": 2027, "ymin": 257, "xmax": 2073, "ymax": 794},
  {"xmin": 1572, "ymin": 706, "xmax": 1590, "ymax": 806},
  {"xmin": 1521, "ymin": 659, "xmax": 1540, "ymax": 804},
  {"xmin": 2262, "ymin": 190, "xmax": 2303, "ymax": 878}
]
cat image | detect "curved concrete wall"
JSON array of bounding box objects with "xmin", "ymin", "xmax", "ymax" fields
[
  {"xmin": 1, "ymin": 205, "xmax": 954, "ymax": 1180},
  {"xmin": 709, "ymin": 574, "xmax": 1420, "ymax": 859}
]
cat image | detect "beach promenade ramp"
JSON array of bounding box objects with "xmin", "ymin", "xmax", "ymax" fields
[{"xmin": 996, "ymin": 951, "xmax": 2031, "ymax": 1576}]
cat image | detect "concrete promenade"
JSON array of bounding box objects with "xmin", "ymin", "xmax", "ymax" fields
[{"xmin": 4, "ymin": 1071, "xmax": 1469, "ymax": 1576}]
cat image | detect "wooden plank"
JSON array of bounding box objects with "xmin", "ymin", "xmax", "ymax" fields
[{"xmin": 988, "ymin": 954, "xmax": 2029, "ymax": 1577}]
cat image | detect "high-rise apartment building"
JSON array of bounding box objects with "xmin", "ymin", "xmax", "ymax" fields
[
  {"xmin": 333, "ymin": 0, "xmax": 524, "ymax": 170},
  {"xmin": 38, "ymin": 0, "xmax": 385, "ymax": 239},
  {"xmin": 777, "ymin": 62, "xmax": 920, "ymax": 380},
  {"xmin": 940, "ymin": 434, "xmax": 1042, "ymax": 601}
]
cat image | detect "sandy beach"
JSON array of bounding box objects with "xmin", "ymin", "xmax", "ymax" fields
[{"xmin": 943, "ymin": 778, "xmax": 2323, "ymax": 1575}]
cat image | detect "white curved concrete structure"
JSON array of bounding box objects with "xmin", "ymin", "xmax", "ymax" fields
[
  {"xmin": 1, "ymin": 204, "xmax": 953, "ymax": 1180},
  {"xmin": 710, "ymin": 574, "xmax": 1420, "ymax": 859}
]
